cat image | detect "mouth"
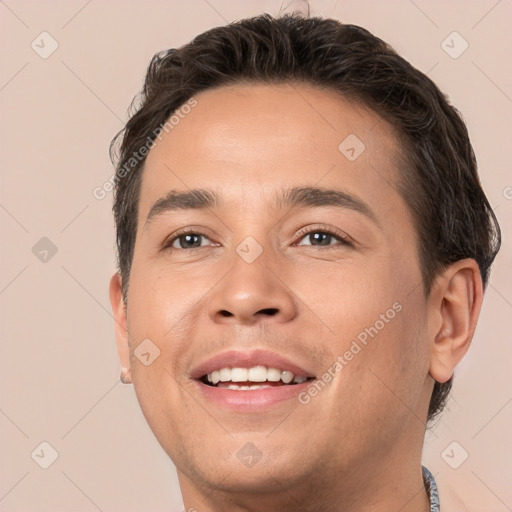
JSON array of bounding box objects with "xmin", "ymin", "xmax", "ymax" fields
[
  {"xmin": 190, "ymin": 350, "xmax": 317, "ymax": 409},
  {"xmin": 199, "ymin": 365, "xmax": 315, "ymax": 390}
]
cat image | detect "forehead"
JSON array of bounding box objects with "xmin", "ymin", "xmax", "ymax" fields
[{"xmin": 140, "ymin": 83, "xmax": 404, "ymax": 222}]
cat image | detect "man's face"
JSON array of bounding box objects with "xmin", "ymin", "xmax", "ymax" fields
[{"xmin": 120, "ymin": 84, "xmax": 433, "ymax": 493}]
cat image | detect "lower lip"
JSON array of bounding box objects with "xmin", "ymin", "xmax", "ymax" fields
[{"xmin": 194, "ymin": 380, "xmax": 313, "ymax": 410}]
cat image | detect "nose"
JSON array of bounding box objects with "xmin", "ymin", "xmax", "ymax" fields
[{"xmin": 207, "ymin": 249, "xmax": 297, "ymax": 326}]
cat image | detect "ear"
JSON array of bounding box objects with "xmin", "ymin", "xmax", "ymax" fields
[
  {"xmin": 428, "ymin": 259, "xmax": 484, "ymax": 383},
  {"xmin": 109, "ymin": 272, "xmax": 132, "ymax": 383}
]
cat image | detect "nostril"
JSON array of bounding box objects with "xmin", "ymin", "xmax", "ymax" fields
[
  {"xmin": 259, "ymin": 308, "xmax": 278, "ymax": 316},
  {"xmin": 217, "ymin": 308, "xmax": 278, "ymax": 318}
]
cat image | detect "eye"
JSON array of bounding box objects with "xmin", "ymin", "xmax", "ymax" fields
[
  {"xmin": 294, "ymin": 226, "xmax": 353, "ymax": 247},
  {"xmin": 163, "ymin": 226, "xmax": 353, "ymax": 252},
  {"xmin": 164, "ymin": 230, "xmax": 215, "ymax": 250}
]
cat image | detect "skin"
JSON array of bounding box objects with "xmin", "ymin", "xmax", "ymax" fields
[{"xmin": 109, "ymin": 83, "xmax": 483, "ymax": 512}]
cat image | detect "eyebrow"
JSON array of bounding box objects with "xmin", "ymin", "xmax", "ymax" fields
[{"xmin": 143, "ymin": 186, "xmax": 379, "ymax": 229}]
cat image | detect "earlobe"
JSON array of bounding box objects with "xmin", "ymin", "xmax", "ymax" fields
[
  {"xmin": 428, "ymin": 259, "xmax": 483, "ymax": 384},
  {"xmin": 109, "ymin": 273, "xmax": 132, "ymax": 383}
]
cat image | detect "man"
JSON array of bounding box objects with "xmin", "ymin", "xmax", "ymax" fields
[{"xmin": 108, "ymin": 12, "xmax": 500, "ymax": 511}]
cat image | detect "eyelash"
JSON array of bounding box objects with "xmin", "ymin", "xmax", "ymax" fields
[
  {"xmin": 294, "ymin": 225, "xmax": 353, "ymax": 247},
  {"xmin": 163, "ymin": 225, "xmax": 353, "ymax": 251}
]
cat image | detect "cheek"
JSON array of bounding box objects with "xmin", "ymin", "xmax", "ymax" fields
[
  {"xmin": 320, "ymin": 306, "xmax": 430, "ymax": 458},
  {"xmin": 127, "ymin": 258, "xmax": 196, "ymax": 338},
  {"xmin": 125, "ymin": 265, "xmax": 199, "ymax": 449},
  {"xmin": 303, "ymin": 256, "xmax": 404, "ymax": 340},
  {"xmin": 314, "ymin": 244, "xmax": 428, "ymax": 405},
  {"xmin": 346, "ymin": 289, "xmax": 430, "ymax": 420},
  {"xmin": 124, "ymin": 264, "xmax": 196, "ymax": 404}
]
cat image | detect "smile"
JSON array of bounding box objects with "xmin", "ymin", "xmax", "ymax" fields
[
  {"xmin": 202, "ymin": 365, "xmax": 310, "ymax": 389},
  {"xmin": 191, "ymin": 349, "xmax": 317, "ymax": 409}
]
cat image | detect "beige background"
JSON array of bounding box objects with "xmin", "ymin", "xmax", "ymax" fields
[{"xmin": 1, "ymin": 0, "xmax": 511, "ymax": 510}]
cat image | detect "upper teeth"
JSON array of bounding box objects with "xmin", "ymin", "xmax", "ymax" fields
[{"xmin": 206, "ymin": 366, "xmax": 308, "ymax": 385}]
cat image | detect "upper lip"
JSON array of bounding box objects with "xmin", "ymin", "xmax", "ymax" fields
[{"xmin": 190, "ymin": 349, "xmax": 316, "ymax": 380}]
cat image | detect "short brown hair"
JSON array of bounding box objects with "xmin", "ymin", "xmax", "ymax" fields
[{"xmin": 109, "ymin": 13, "xmax": 501, "ymax": 422}]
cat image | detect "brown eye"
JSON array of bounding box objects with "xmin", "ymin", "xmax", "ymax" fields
[
  {"xmin": 295, "ymin": 227, "xmax": 352, "ymax": 248},
  {"xmin": 165, "ymin": 231, "xmax": 213, "ymax": 250}
]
